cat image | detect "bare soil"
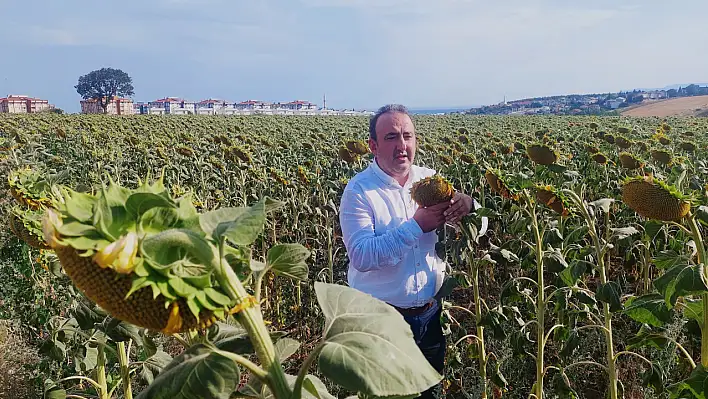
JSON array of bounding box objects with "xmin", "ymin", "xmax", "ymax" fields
[{"xmin": 621, "ymin": 95, "xmax": 708, "ymax": 117}]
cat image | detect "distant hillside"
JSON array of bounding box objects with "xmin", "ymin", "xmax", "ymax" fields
[{"xmin": 621, "ymin": 95, "xmax": 708, "ymax": 117}]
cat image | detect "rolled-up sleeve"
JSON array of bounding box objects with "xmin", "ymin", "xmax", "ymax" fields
[{"xmin": 339, "ymin": 187, "xmax": 423, "ymax": 272}]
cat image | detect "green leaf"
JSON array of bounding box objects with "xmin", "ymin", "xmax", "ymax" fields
[
  {"xmin": 479, "ymin": 306, "xmax": 509, "ymax": 339},
  {"xmin": 474, "ymin": 207, "xmax": 499, "ymax": 217},
  {"xmin": 40, "ymin": 338, "xmax": 66, "ymax": 362},
  {"xmin": 219, "ymin": 200, "xmax": 266, "ymax": 245},
  {"xmin": 590, "ymin": 198, "xmax": 614, "ymax": 213},
  {"xmin": 64, "ymin": 190, "xmax": 96, "ymax": 222},
  {"xmin": 200, "ymin": 207, "xmax": 248, "ymax": 238},
  {"xmin": 544, "ymin": 247, "xmax": 568, "ymax": 273},
  {"xmin": 669, "ymin": 364, "xmax": 708, "ymax": 399},
  {"xmin": 205, "ymin": 288, "xmax": 232, "ymax": 306},
  {"xmin": 552, "ymin": 372, "xmax": 578, "ymax": 398},
  {"xmin": 627, "ymin": 330, "xmax": 669, "ymax": 351},
  {"xmin": 564, "ymin": 226, "xmax": 589, "ymax": 247},
  {"xmin": 56, "ymin": 222, "xmax": 96, "ymax": 237},
  {"xmin": 644, "ymin": 220, "xmax": 664, "ymax": 239},
  {"xmin": 490, "ymin": 362, "xmax": 508, "ymax": 391},
  {"xmin": 559, "ymin": 331, "xmax": 580, "ymax": 359},
  {"xmin": 135, "ymin": 343, "xmax": 240, "ymax": 399},
  {"xmin": 655, "ymin": 250, "xmax": 690, "ymax": 270},
  {"xmin": 510, "ymin": 330, "xmax": 533, "ymax": 358},
  {"xmin": 200, "ymin": 200, "xmax": 266, "ymax": 245},
  {"xmin": 654, "ymin": 262, "xmax": 708, "ymax": 308},
  {"xmin": 684, "ymin": 298, "xmax": 705, "ymax": 328},
  {"xmin": 610, "ymin": 226, "xmax": 641, "ymax": 241},
  {"xmin": 100, "ymin": 317, "xmax": 143, "ymax": 345},
  {"xmin": 267, "ymin": 244, "xmax": 310, "ymax": 281},
  {"xmin": 93, "ymin": 184, "xmax": 132, "ymax": 241},
  {"xmin": 140, "ymin": 229, "xmax": 212, "ymax": 277},
  {"xmin": 139, "ymin": 350, "xmax": 173, "ymax": 385},
  {"xmin": 596, "ymin": 281, "xmax": 622, "ymax": 312},
  {"xmin": 274, "ymin": 337, "xmax": 300, "ymax": 362},
  {"xmin": 642, "ymin": 362, "xmax": 665, "ymax": 394},
  {"xmin": 168, "ymin": 277, "xmax": 198, "ymax": 297},
  {"xmin": 560, "ymin": 260, "xmax": 590, "ymax": 287},
  {"xmin": 623, "ymin": 294, "xmax": 673, "ymax": 327},
  {"xmin": 209, "ymin": 323, "xmax": 286, "ymax": 354},
  {"xmin": 434, "ymin": 276, "xmax": 459, "ymax": 301},
  {"xmin": 126, "ymin": 192, "xmax": 176, "ymax": 218},
  {"xmin": 314, "ymin": 282, "xmax": 441, "ymax": 397},
  {"xmin": 301, "ymin": 374, "xmax": 337, "ymax": 399},
  {"xmin": 71, "ymin": 302, "xmax": 106, "ymax": 330},
  {"xmin": 78, "ymin": 344, "xmax": 98, "ymax": 372},
  {"xmin": 696, "ymin": 206, "xmax": 708, "ymax": 227},
  {"xmin": 43, "ymin": 379, "xmax": 67, "ymax": 399},
  {"xmin": 139, "ymin": 207, "xmax": 183, "ymax": 235}
]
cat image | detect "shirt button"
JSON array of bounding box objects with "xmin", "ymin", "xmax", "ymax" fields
[{"xmin": 416, "ymin": 263, "xmax": 420, "ymax": 267}]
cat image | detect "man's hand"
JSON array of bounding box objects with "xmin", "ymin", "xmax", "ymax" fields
[
  {"xmin": 413, "ymin": 202, "xmax": 448, "ymax": 233},
  {"xmin": 444, "ymin": 192, "xmax": 473, "ymax": 224}
]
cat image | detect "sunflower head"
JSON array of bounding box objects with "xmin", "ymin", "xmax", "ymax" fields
[
  {"xmin": 621, "ymin": 176, "xmax": 691, "ymax": 222},
  {"xmin": 410, "ymin": 175, "xmax": 455, "ymax": 208}
]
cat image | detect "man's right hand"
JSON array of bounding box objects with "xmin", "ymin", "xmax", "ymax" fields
[{"xmin": 413, "ymin": 202, "xmax": 449, "ymax": 233}]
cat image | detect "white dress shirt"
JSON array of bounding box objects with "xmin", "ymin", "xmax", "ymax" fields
[{"xmin": 339, "ymin": 159, "xmax": 445, "ymax": 308}]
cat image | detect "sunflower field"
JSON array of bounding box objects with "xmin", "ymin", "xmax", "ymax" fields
[{"xmin": 1, "ymin": 113, "xmax": 708, "ymax": 399}]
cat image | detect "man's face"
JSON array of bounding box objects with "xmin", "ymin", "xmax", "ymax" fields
[{"xmin": 369, "ymin": 111, "xmax": 416, "ymax": 180}]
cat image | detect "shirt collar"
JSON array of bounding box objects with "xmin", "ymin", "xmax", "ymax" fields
[{"xmin": 371, "ymin": 157, "xmax": 414, "ymax": 189}]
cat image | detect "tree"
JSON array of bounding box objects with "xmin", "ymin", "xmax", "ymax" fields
[{"xmin": 75, "ymin": 68, "xmax": 134, "ymax": 114}]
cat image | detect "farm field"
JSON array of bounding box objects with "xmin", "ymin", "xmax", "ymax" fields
[
  {"xmin": 1, "ymin": 113, "xmax": 707, "ymax": 399},
  {"xmin": 621, "ymin": 95, "xmax": 708, "ymax": 117}
]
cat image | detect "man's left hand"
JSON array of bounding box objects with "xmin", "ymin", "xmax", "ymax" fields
[{"xmin": 444, "ymin": 192, "xmax": 473, "ymax": 224}]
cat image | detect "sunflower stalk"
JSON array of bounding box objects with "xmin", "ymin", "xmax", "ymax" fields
[
  {"xmin": 522, "ymin": 190, "xmax": 546, "ymax": 399},
  {"xmin": 95, "ymin": 344, "xmax": 108, "ymax": 399},
  {"xmin": 565, "ymin": 189, "xmax": 619, "ymax": 399},
  {"xmin": 117, "ymin": 340, "xmax": 133, "ymax": 399},
  {"xmin": 687, "ymin": 212, "xmax": 708, "ymax": 367}
]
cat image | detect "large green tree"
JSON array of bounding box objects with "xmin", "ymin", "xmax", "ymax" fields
[{"xmin": 75, "ymin": 68, "xmax": 135, "ymax": 114}]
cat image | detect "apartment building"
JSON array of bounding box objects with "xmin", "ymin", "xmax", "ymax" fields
[
  {"xmin": 147, "ymin": 97, "xmax": 197, "ymax": 115},
  {"xmin": 80, "ymin": 97, "xmax": 134, "ymax": 115},
  {"xmin": 0, "ymin": 95, "xmax": 52, "ymax": 113}
]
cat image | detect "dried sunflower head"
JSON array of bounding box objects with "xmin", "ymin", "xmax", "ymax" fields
[
  {"xmin": 591, "ymin": 152, "xmax": 608, "ymax": 165},
  {"xmin": 345, "ymin": 140, "xmax": 369, "ymax": 155},
  {"xmin": 485, "ymin": 169, "xmax": 519, "ymax": 201},
  {"xmin": 410, "ymin": 175, "xmax": 454, "ymax": 207},
  {"xmin": 534, "ymin": 184, "xmax": 570, "ymax": 216},
  {"xmin": 651, "ymin": 150, "xmax": 672, "ymax": 165},
  {"xmin": 619, "ymin": 152, "xmax": 644, "ymax": 170},
  {"xmin": 621, "ymin": 176, "xmax": 690, "ymax": 222},
  {"xmin": 526, "ymin": 144, "xmax": 559, "ymax": 165}
]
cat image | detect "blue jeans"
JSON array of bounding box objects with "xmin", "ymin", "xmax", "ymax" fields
[{"xmin": 399, "ymin": 300, "xmax": 446, "ymax": 399}]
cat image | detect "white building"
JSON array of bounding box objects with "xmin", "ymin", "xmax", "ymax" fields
[
  {"xmin": 81, "ymin": 97, "xmax": 134, "ymax": 115},
  {"xmin": 0, "ymin": 95, "xmax": 52, "ymax": 113},
  {"xmin": 282, "ymin": 100, "xmax": 317, "ymax": 110},
  {"xmin": 607, "ymin": 97, "xmax": 626, "ymax": 109},
  {"xmin": 196, "ymin": 99, "xmax": 241, "ymax": 115},
  {"xmin": 148, "ymin": 97, "xmax": 197, "ymax": 115}
]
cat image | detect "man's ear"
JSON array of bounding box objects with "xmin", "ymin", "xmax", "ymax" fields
[{"xmin": 368, "ymin": 137, "xmax": 377, "ymax": 155}]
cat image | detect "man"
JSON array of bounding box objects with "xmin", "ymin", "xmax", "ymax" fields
[{"xmin": 339, "ymin": 104, "xmax": 475, "ymax": 398}]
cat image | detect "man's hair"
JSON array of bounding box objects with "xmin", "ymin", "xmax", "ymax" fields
[{"xmin": 368, "ymin": 104, "xmax": 411, "ymax": 141}]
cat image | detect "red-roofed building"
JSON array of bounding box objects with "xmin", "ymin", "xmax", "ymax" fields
[
  {"xmin": 0, "ymin": 95, "xmax": 52, "ymax": 113},
  {"xmin": 80, "ymin": 97, "xmax": 134, "ymax": 115},
  {"xmin": 282, "ymin": 100, "xmax": 317, "ymax": 110}
]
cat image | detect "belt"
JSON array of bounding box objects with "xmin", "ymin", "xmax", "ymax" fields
[{"xmin": 391, "ymin": 300, "xmax": 434, "ymax": 317}]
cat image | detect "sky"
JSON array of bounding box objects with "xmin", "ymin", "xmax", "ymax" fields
[{"xmin": 1, "ymin": 0, "xmax": 707, "ymax": 113}]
